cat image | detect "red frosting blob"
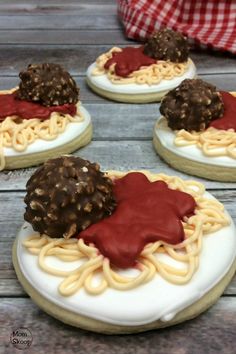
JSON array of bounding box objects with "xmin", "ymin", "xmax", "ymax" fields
[
  {"xmin": 0, "ymin": 92, "xmax": 77, "ymax": 120},
  {"xmin": 210, "ymin": 91, "xmax": 236, "ymax": 130},
  {"xmin": 79, "ymin": 172, "xmax": 196, "ymax": 269},
  {"xmin": 104, "ymin": 46, "xmax": 156, "ymax": 78}
]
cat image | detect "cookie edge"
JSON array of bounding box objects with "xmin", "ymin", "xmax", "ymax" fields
[
  {"xmin": 4, "ymin": 121, "xmax": 93, "ymax": 170},
  {"xmin": 12, "ymin": 226, "xmax": 236, "ymax": 334}
]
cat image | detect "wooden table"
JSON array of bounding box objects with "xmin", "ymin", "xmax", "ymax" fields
[{"xmin": 0, "ymin": 1, "xmax": 236, "ymax": 353}]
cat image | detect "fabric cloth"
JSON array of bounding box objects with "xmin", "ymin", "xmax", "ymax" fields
[{"xmin": 117, "ymin": 0, "xmax": 236, "ymax": 54}]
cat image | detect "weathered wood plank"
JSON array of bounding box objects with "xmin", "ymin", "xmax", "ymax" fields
[
  {"xmin": 0, "ymin": 0, "xmax": 114, "ymax": 11},
  {"xmin": 1, "ymin": 141, "xmax": 236, "ymax": 189},
  {"xmin": 201, "ymin": 73, "xmax": 236, "ymax": 91},
  {"xmin": 0, "ymin": 46, "xmax": 235, "ymax": 75},
  {"xmin": 0, "ymin": 11, "xmax": 119, "ymax": 30},
  {"xmin": 0, "ymin": 297, "xmax": 236, "ymax": 354},
  {"xmin": 0, "ymin": 30, "xmax": 129, "ymax": 45},
  {"xmin": 0, "ymin": 278, "xmax": 26, "ymax": 296},
  {"xmin": 0, "ymin": 73, "xmax": 236, "ymax": 104},
  {"xmin": 0, "ymin": 0, "xmax": 113, "ymax": 3},
  {"xmin": 87, "ymin": 103, "xmax": 159, "ymax": 140}
]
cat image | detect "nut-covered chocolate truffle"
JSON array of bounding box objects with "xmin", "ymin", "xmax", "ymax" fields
[
  {"xmin": 143, "ymin": 28, "xmax": 189, "ymax": 63},
  {"xmin": 24, "ymin": 156, "xmax": 116, "ymax": 239},
  {"xmin": 17, "ymin": 63, "xmax": 79, "ymax": 106},
  {"xmin": 160, "ymin": 79, "xmax": 224, "ymax": 132}
]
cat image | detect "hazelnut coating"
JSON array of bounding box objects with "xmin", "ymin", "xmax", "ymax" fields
[
  {"xmin": 17, "ymin": 63, "xmax": 79, "ymax": 106},
  {"xmin": 160, "ymin": 79, "xmax": 224, "ymax": 132},
  {"xmin": 143, "ymin": 28, "xmax": 189, "ymax": 63},
  {"xmin": 24, "ymin": 156, "xmax": 116, "ymax": 239}
]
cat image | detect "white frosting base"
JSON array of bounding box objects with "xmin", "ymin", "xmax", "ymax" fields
[
  {"xmin": 17, "ymin": 194, "xmax": 236, "ymax": 326},
  {"xmin": 155, "ymin": 117, "xmax": 236, "ymax": 167},
  {"xmin": 4, "ymin": 106, "xmax": 91, "ymax": 157},
  {"xmin": 86, "ymin": 60, "xmax": 196, "ymax": 95}
]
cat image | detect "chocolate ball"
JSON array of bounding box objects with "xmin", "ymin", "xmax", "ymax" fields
[
  {"xmin": 24, "ymin": 156, "xmax": 116, "ymax": 239},
  {"xmin": 160, "ymin": 79, "xmax": 224, "ymax": 132},
  {"xmin": 143, "ymin": 28, "xmax": 189, "ymax": 62},
  {"xmin": 17, "ymin": 63, "xmax": 79, "ymax": 106}
]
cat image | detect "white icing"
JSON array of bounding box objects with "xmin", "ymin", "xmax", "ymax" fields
[
  {"xmin": 4, "ymin": 105, "xmax": 91, "ymax": 157},
  {"xmin": 86, "ymin": 60, "xmax": 196, "ymax": 95},
  {"xmin": 155, "ymin": 117, "xmax": 236, "ymax": 167},
  {"xmin": 17, "ymin": 193, "xmax": 236, "ymax": 326}
]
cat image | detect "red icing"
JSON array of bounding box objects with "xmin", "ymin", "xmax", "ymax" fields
[
  {"xmin": 210, "ymin": 91, "xmax": 236, "ymax": 131},
  {"xmin": 104, "ymin": 46, "xmax": 156, "ymax": 78},
  {"xmin": 79, "ymin": 172, "xmax": 196, "ymax": 269},
  {"xmin": 0, "ymin": 92, "xmax": 77, "ymax": 120}
]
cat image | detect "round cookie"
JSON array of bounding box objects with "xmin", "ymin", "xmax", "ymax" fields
[
  {"xmin": 86, "ymin": 59, "xmax": 196, "ymax": 103},
  {"xmin": 86, "ymin": 29, "xmax": 196, "ymax": 103},
  {"xmin": 12, "ymin": 237, "xmax": 236, "ymax": 334},
  {"xmin": 12, "ymin": 169, "xmax": 236, "ymax": 334},
  {"xmin": 2, "ymin": 103, "xmax": 92, "ymax": 170},
  {"xmin": 153, "ymin": 91, "xmax": 236, "ymax": 182},
  {"xmin": 0, "ymin": 62, "xmax": 93, "ymax": 171}
]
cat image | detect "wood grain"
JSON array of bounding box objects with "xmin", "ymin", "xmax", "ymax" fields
[
  {"xmin": 0, "ymin": 74, "xmax": 236, "ymax": 105},
  {"xmin": 1, "ymin": 298, "xmax": 236, "ymax": 354},
  {"xmin": 0, "ymin": 30, "xmax": 129, "ymax": 45},
  {"xmin": 0, "ymin": 0, "xmax": 114, "ymax": 10},
  {"xmin": 1, "ymin": 141, "xmax": 236, "ymax": 190},
  {"xmin": 0, "ymin": 278, "xmax": 25, "ymax": 296},
  {"xmin": 0, "ymin": 73, "xmax": 236, "ymax": 103},
  {"xmin": 0, "ymin": 8, "xmax": 118, "ymax": 30},
  {"xmin": 0, "ymin": 46, "xmax": 235, "ymax": 75}
]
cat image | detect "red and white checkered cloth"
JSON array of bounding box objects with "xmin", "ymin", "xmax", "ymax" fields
[{"xmin": 118, "ymin": 0, "xmax": 236, "ymax": 54}]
